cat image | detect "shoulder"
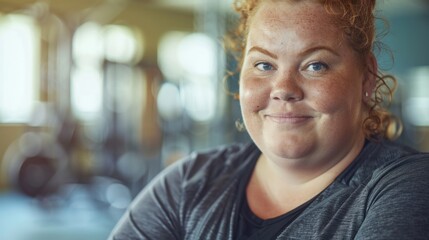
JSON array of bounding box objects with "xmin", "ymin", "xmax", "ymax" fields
[
  {"xmin": 342, "ymin": 140, "xmax": 426, "ymax": 186},
  {"xmin": 362, "ymin": 141, "xmax": 429, "ymax": 205},
  {"xmin": 354, "ymin": 143, "xmax": 429, "ymax": 239},
  {"xmin": 110, "ymin": 142, "xmax": 258, "ymax": 239},
  {"xmin": 182, "ymin": 142, "xmax": 256, "ymax": 171},
  {"xmin": 369, "ymin": 140, "xmax": 429, "ymax": 180},
  {"xmin": 346, "ymin": 140, "xmax": 426, "ymax": 182}
]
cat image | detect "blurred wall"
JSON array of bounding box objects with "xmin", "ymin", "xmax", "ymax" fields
[
  {"xmin": 0, "ymin": 0, "xmax": 196, "ymax": 190},
  {"xmin": 382, "ymin": 8, "xmax": 429, "ymax": 151},
  {"xmin": 384, "ymin": 10, "xmax": 429, "ymax": 74}
]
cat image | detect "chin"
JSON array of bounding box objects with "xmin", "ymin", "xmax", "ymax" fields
[{"xmin": 264, "ymin": 142, "xmax": 313, "ymax": 162}]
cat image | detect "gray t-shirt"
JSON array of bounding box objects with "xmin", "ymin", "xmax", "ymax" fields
[{"xmin": 109, "ymin": 140, "xmax": 429, "ymax": 239}]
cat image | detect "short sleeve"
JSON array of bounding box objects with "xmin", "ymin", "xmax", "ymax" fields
[{"xmin": 355, "ymin": 157, "xmax": 429, "ymax": 240}]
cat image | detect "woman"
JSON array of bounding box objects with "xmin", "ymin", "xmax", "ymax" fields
[{"xmin": 109, "ymin": 0, "xmax": 429, "ymax": 239}]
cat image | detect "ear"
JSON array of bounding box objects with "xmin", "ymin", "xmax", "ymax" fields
[{"xmin": 363, "ymin": 53, "xmax": 377, "ymax": 99}]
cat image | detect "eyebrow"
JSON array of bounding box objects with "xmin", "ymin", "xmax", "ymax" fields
[
  {"xmin": 301, "ymin": 46, "xmax": 340, "ymax": 57},
  {"xmin": 247, "ymin": 45, "xmax": 340, "ymax": 58},
  {"xmin": 247, "ymin": 46, "xmax": 278, "ymax": 59}
]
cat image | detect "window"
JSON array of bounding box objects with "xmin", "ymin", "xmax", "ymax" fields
[{"xmin": 0, "ymin": 14, "xmax": 39, "ymax": 123}]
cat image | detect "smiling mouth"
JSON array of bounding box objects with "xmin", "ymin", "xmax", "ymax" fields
[{"xmin": 265, "ymin": 114, "xmax": 314, "ymax": 124}]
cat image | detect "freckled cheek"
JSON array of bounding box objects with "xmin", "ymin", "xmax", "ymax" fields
[
  {"xmin": 310, "ymin": 84, "xmax": 352, "ymax": 114},
  {"xmin": 239, "ymin": 80, "xmax": 270, "ymax": 112}
]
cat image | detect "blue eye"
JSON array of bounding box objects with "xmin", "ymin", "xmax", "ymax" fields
[
  {"xmin": 255, "ymin": 62, "xmax": 274, "ymax": 71},
  {"xmin": 307, "ymin": 62, "xmax": 328, "ymax": 72}
]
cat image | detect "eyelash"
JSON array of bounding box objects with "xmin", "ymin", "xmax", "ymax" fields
[
  {"xmin": 306, "ymin": 62, "xmax": 329, "ymax": 72},
  {"xmin": 253, "ymin": 61, "xmax": 329, "ymax": 73},
  {"xmin": 254, "ymin": 62, "xmax": 274, "ymax": 71}
]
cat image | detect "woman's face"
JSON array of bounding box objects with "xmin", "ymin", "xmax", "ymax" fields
[{"xmin": 239, "ymin": 0, "xmax": 371, "ymax": 169}]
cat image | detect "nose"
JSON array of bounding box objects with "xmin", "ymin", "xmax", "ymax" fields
[{"xmin": 270, "ymin": 71, "xmax": 303, "ymax": 102}]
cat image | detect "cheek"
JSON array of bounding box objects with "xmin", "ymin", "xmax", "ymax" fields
[
  {"xmin": 311, "ymin": 77, "xmax": 361, "ymax": 114},
  {"xmin": 311, "ymin": 86, "xmax": 343, "ymax": 113},
  {"xmin": 239, "ymin": 79, "xmax": 269, "ymax": 112}
]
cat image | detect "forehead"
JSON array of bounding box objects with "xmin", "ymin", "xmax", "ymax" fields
[
  {"xmin": 251, "ymin": 0, "xmax": 335, "ymax": 28},
  {"xmin": 247, "ymin": 0, "xmax": 344, "ymax": 47}
]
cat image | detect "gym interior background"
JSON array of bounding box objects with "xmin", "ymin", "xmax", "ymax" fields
[{"xmin": 0, "ymin": 0, "xmax": 428, "ymax": 239}]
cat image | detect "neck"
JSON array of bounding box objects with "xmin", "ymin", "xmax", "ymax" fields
[
  {"xmin": 263, "ymin": 134, "xmax": 365, "ymax": 185},
  {"xmin": 246, "ymin": 137, "xmax": 365, "ymax": 219}
]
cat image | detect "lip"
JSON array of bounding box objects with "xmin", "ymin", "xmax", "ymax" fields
[{"xmin": 264, "ymin": 113, "xmax": 314, "ymax": 124}]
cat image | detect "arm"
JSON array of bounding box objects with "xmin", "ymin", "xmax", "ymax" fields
[
  {"xmin": 108, "ymin": 162, "xmax": 185, "ymax": 240},
  {"xmin": 355, "ymin": 157, "xmax": 429, "ymax": 240}
]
